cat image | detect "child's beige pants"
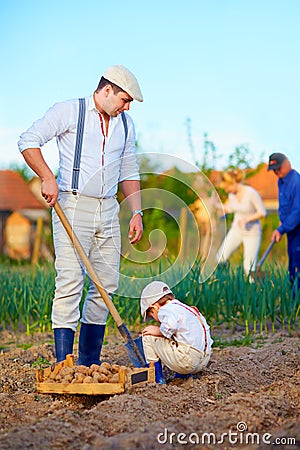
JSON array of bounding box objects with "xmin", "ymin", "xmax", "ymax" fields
[{"xmin": 142, "ymin": 335, "xmax": 211, "ymax": 374}]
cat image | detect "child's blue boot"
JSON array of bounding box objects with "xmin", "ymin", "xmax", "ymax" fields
[
  {"xmin": 174, "ymin": 372, "xmax": 192, "ymax": 380},
  {"xmin": 154, "ymin": 360, "xmax": 166, "ymax": 384}
]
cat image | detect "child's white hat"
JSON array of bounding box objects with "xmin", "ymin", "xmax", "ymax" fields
[{"xmin": 140, "ymin": 281, "xmax": 173, "ymax": 320}]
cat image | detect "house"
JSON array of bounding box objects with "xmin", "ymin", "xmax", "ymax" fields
[
  {"xmin": 0, "ymin": 170, "xmax": 49, "ymax": 260},
  {"xmin": 244, "ymin": 163, "xmax": 279, "ymax": 212}
]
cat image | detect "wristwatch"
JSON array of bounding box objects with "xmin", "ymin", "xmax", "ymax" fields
[{"xmin": 132, "ymin": 209, "xmax": 144, "ymax": 217}]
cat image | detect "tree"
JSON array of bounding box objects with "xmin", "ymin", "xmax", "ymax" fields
[{"xmin": 185, "ymin": 117, "xmax": 265, "ymax": 173}]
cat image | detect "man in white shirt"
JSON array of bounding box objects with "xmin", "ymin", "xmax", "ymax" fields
[{"xmin": 18, "ymin": 65, "xmax": 144, "ymax": 365}]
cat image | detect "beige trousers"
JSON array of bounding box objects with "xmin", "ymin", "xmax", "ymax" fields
[
  {"xmin": 52, "ymin": 192, "xmax": 121, "ymax": 331},
  {"xmin": 217, "ymin": 226, "xmax": 262, "ymax": 274},
  {"xmin": 142, "ymin": 335, "xmax": 211, "ymax": 374}
]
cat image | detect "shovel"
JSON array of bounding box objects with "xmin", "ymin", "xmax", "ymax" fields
[
  {"xmin": 54, "ymin": 202, "xmax": 147, "ymax": 368},
  {"xmin": 250, "ymin": 241, "xmax": 276, "ymax": 281}
]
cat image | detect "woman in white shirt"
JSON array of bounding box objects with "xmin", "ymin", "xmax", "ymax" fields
[{"xmin": 216, "ymin": 169, "xmax": 266, "ymax": 275}]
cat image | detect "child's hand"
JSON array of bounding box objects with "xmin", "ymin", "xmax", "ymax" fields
[{"xmin": 142, "ymin": 325, "xmax": 163, "ymax": 337}]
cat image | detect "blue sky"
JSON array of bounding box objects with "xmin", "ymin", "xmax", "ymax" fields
[{"xmin": 0, "ymin": 0, "xmax": 299, "ymax": 172}]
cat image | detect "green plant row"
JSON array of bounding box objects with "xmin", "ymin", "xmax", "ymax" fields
[
  {"xmin": 0, "ymin": 260, "xmax": 299, "ymax": 334},
  {"xmin": 178, "ymin": 262, "xmax": 299, "ymax": 335}
]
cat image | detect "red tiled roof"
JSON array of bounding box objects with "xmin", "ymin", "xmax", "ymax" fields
[
  {"xmin": 0, "ymin": 170, "xmax": 46, "ymax": 211},
  {"xmin": 245, "ymin": 163, "xmax": 278, "ymax": 201}
]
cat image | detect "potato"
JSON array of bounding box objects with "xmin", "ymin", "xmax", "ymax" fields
[
  {"xmin": 98, "ymin": 373, "xmax": 108, "ymax": 383},
  {"xmin": 111, "ymin": 364, "xmax": 120, "ymax": 374},
  {"xmin": 120, "ymin": 365, "xmax": 133, "ymax": 375},
  {"xmin": 60, "ymin": 367, "xmax": 75, "ymax": 377},
  {"xmin": 92, "ymin": 372, "xmax": 102, "ymax": 383},
  {"xmin": 75, "ymin": 365, "xmax": 89, "ymax": 375},
  {"xmin": 63, "ymin": 374, "xmax": 73, "ymax": 383},
  {"xmin": 89, "ymin": 364, "xmax": 100, "ymax": 376},
  {"xmin": 98, "ymin": 367, "xmax": 111, "ymax": 376},
  {"xmin": 100, "ymin": 362, "xmax": 111, "ymax": 370},
  {"xmin": 83, "ymin": 376, "xmax": 93, "ymax": 384},
  {"xmin": 108, "ymin": 373, "xmax": 119, "ymax": 384},
  {"xmin": 72, "ymin": 373, "xmax": 85, "ymax": 384}
]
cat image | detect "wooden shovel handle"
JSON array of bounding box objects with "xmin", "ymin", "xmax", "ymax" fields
[{"xmin": 54, "ymin": 201, "xmax": 123, "ymax": 327}]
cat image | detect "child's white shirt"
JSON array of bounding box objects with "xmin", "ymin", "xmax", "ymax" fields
[{"xmin": 158, "ymin": 299, "xmax": 213, "ymax": 353}]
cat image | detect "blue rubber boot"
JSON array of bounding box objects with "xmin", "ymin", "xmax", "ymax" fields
[
  {"xmin": 154, "ymin": 360, "xmax": 166, "ymax": 384},
  {"xmin": 77, "ymin": 323, "xmax": 105, "ymax": 366},
  {"xmin": 174, "ymin": 372, "xmax": 192, "ymax": 380},
  {"xmin": 54, "ymin": 328, "xmax": 75, "ymax": 362}
]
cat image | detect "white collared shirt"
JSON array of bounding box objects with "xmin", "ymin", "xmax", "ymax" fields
[
  {"xmin": 158, "ymin": 299, "xmax": 213, "ymax": 354},
  {"xmin": 18, "ymin": 95, "xmax": 140, "ymax": 197}
]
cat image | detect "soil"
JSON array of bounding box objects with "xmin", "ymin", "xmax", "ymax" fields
[{"xmin": 0, "ymin": 328, "xmax": 299, "ymax": 450}]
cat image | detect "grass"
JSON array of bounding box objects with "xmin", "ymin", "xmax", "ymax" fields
[
  {"xmin": 17, "ymin": 343, "xmax": 34, "ymax": 350},
  {"xmin": 212, "ymin": 335, "xmax": 257, "ymax": 348},
  {"xmin": 212, "ymin": 334, "xmax": 268, "ymax": 349},
  {"xmin": 31, "ymin": 357, "xmax": 51, "ymax": 369}
]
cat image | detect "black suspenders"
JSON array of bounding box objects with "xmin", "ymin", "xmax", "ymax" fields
[
  {"xmin": 121, "ymin": 110, "xmax": 128, "ymax": 144},
  {"xmin": 71, "ymin": 98, "xmax": 128, "ymax": 195},
  {"xmin": 71, "ymin": 98, "xmax": 86, "ymax": 195}
]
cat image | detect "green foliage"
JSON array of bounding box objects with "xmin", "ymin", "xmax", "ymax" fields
[
  {"xmin": 0, "ymin": 264, "xmax": 54, "ymax": 333},
  {"xmin": 155, "ymin": 170, "xmax": 198, "ymax": 206},
  {"xmin": 31, "ymin": 357, "xmax": 50, "ymax": 369},
  {"xmin": 185, "ymin": 117, "xmax": 265, "ymax": 171},
  {"xmin": 213, "ymin": 335, "xmax": 258, "ymax": 348},
  {"xmin": 118, "ymin": 155, "xmax": 200, "ymax": 257},
  {"xmin": 1, "ymin": 260, "xmax": 298, "ymax": 336},
  {"xmin": 185, "ymin": 118, "xmax": 222, "ymax": 175},
  {"xmin": 225, "ymin": 145, "xmax": 265, "ymax": 171}
]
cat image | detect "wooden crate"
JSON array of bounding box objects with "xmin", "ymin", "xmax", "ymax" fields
[
  {"xmin": 36, "ymin": 355, "xmax": 155, "ymax": 395},
  {"xmin": 126, "ymin": 362, "xmax": 155, "ymax": 389}
]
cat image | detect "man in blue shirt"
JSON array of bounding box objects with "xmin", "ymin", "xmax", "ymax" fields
[{"xmin": 268, "ymin": 153, "xmax": 300, "ymax": 290}]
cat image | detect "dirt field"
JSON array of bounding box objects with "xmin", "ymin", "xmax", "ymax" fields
[{"xmin": 0, "ymin": 328, "xmax": 299, "ymax": 450}]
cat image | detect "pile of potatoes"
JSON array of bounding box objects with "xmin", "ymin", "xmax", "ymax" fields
[{"xmin": 44, "ymin": 362, "xmax": 132, "ymax": 384}]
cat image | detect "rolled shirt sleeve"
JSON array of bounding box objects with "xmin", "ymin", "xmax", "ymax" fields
[
  {"xmin": 18, "ymin": 102, "xmax": 75, "ymax": 152},
  {"xmin": 158, "ymin": 308, "xmax": 178, "ymax": 339}
]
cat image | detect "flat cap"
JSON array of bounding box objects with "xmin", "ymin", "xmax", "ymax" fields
[{"xmin": 103, "ymin": 65, "xmax": 143, "ymax": 102}]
